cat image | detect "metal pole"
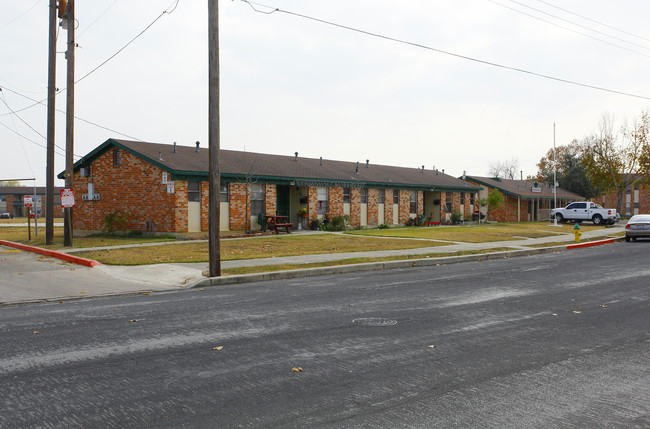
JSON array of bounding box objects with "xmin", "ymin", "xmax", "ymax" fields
[
  {"xmin": 553, "ymin": 122, "xmax": 558, "ymax": 227},
  {"xmin": 208, "ymin": 0, "xmax": 221, "ymax": 277},
  {"xmin": 64, "ymin": 0, "xmax": 75, "ymax": 247},
  {"xmin": 45, "ymin": 0, "xmax": 57, "ymax": 245}
]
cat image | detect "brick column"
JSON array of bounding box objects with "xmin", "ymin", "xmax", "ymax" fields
[
  {"xmin": 384, "ymin": 189, "xmax": 394, "ymax": 225},
  {"xmin": 399, "ymin": 190, "xmax": 410, "ymax": 224},
  {"xmin": 350, "ymin": 188, "xmax": 361, "ymax": 226},
  {"xmin": 329, "ymin": 186, "xmax": 344, "ymax": 216},
  {"xmin": 367, "ymin": 188, "xmax": 379, "ymax": 226},
  {"xmin": 265, "ymin": 184, "xmax": 277, "ymax": 215}
]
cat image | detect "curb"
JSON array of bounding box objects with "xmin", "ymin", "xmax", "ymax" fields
[
  {"xmin": 192, "ymin": 236, "xmax": 624, "ymax": 288},
  {"xmin": 0, "ymin": 240, "xmax": 101, "ymax": 267}
]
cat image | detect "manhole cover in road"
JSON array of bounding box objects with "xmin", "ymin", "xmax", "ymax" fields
[{"xmin": 353, "ymin": 318, "xmax": 398, "ymax": 327}]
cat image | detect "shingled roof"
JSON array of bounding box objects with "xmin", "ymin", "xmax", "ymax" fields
[
  {"xmin": 64, "ymin": 139, "xmax": 481, "ymax": 192},
  {"xmin": 466, "ymin": 176, "xmax": 584, "ymax": 200}
]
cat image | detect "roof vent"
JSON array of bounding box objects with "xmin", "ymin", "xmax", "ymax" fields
[
  {"xmin": 158, "ymin": 152, "xmax": 163, "ymax": 161},
  {"xmin": 355, "ymin": 161, "xmax": 359, "ymax": 173},
  {"xmin": 320, "ymin": 157, "xmax": 323, "ymax": 166},
  {"xmin": 421, "ymin": 165, "xmax": 425, "ymax": 173},
  {"xmin": 295, "ymin": 152, "xmax": 298, "ymax": 161},
  {"xmin": 173, "ymin": 142, "xmax": 177, "ymax": 153},
  {"xmin": 195, "ymin": 141, "xmax": 200, "ymax": 153},
  {"xmin": 366, "ymin": 159, "xmax": 369, "ymax": 168}
]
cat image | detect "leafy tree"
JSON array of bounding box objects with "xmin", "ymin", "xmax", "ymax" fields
[
  {"xmin": 0, "ymin": 181, "xmax": 22, "ymax": 187},
  {"xmin": 536, "ymin": 140, "xmax": 597, "ymax": 199},
  {"xmin": 581, "ymin": 112, "xmax": 650, "ymax": 213},
  {"xmin": 479, "ymin": 188, "xmax": 504, "ymax": 222}
]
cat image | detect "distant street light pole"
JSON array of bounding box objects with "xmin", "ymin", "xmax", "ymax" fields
[
  {"xmin": 45, "ymin": 0, "xmax": 58, "ymax": 245},
  {"xmin": 208, "ymin": 0, "xmax": 221, "ymax": 277},
  {"xmin": 63, "ymin": 0, "xmax": 75, "ymax": 247},
  {"xmin": 553, "ymin": 122, "xmax": 559, "ymax": 227}
]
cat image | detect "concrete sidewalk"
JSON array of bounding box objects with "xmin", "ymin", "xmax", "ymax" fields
[{"xmin": 0, "ymin": 225, "xmax": 624, "ymax": 304}]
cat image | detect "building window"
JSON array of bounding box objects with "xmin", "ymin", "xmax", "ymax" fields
[
  {"xmin": 378, "ymin": 189, "xmax": 385, "ymax": 204},
  {"xmin": 634, "ymin": 202, "xmax": 640, "ymax": 209},
  {"xmin": 250, "ymin": 183, "xmax": 265, "ymax": 216},
  {"xmin": 409, "ymin": 191, "xmax": 417, "ymax": 214},
  {"xmin": 220, "ymin": 183, "xmax": 229, "ymax": 202},
  {"xmin": 470, "ymin": 193, "xmax": 475, "ymax": 205},
  {"xmin": 113, "ymin": 149, "xmax": 120, "ymax": 166},
  {"xmin": 393, "ymin": 190, "xmax": 399, "ymax": 204},
  {"xmin": 460, "ymin": 192, "xmax": 465, "ymax": 205},
  {"xmin": 188, "ymin": 181, "xmax": 201, "ymax": 202},
  {"xmin": 626, "ymin": 187, "xmax": 632, "ymax": 194},
  {"xmin": 445, "ymin": 192, "xmax": 452, "ymax": 213},
  {"xmin": 317, "ymin": 187, "xmax": 329, "ymax": 215},
  {"xmin": 343, "ymin": 187, "xmax": 350, "ymax": 204},
  {"xmin": 360, "ymin": 188, "xmax": 368, "ymax": 204}
]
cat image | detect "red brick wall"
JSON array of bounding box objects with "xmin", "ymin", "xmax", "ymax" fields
[
  {"xmin": 200, "ymin": 181, "xmax": 209, "ymax": 232},
  {"xmin": 229, "ymin": 183, "xmax": 248, "ymax": 231},
  {"xmin": 399, "ymin": 190, "xmax": 410, "ymax": 224},
  {"xmin": 367, "ymin": 188, "xmax": 379, "ymax": 226},
  {"xmin": 329, "ymin": 187, "xmax": 344, "ymax": 216},
  {"xmin": 72, "ymin": 149, "xmax": 179, "ymax": 233},
  {"xmin": 384, "ymin": 189, "xmax": 394, "ymax": 225},
  {"xmin": 489, "ymin": 192, "xmax": 520, "ymax": 222},
  {"xmin": 265, "ymin": 184, "xmax": 277, "ymax": 215},
  {"xmin": 350, "ymin": 188, "xmax": 361, "ymax": 226},
  {"xmin": 417, "ymin": 190, "xmax": 423, "ymax": 215},
  {"xmin": 308, "ymin": 186, "xmax": 318, "ymax": 220}
]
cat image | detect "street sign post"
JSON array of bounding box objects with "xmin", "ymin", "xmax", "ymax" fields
[{"xmin": 24, "ymin": 195, "xmax": 33, "ymax": 240}]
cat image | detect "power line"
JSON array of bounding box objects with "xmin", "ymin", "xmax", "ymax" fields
[
  {"xmin": 534, "ymin": 0, "xmax": 650, "ymax": 43},
  {"xmin": 0, "ymin": 0, "xmax": 42, "ymax": 31},
  {"xmin": 0, "ymin": 86, "xmax": 145, "ymax": 143},
  {"xmin": 240, "ymin": 0, "xmax": 650, "ymax": 101},
  {"xmin": 0, "ymin": 0, "xmax": 182, "ymax": 116},
  {"xmin": 487, "ymin": 0, "xmax": 650, "ymax": 58}
]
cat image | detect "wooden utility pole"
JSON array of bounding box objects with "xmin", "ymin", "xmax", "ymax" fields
[
  {"xmin": 64, "ymin": 0, "xmax": 75, "ymax": 246},
  {"xmin": 45, "ymin": 0, "xmax": 58, "ymax": 245},
  {"xmin": 208, "ymin": 0, "xmax": 221, "ymax": 277}
]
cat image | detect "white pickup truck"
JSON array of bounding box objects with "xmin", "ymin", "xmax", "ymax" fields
[{"xmin": 551, "ymin": 202, "xmax": 618, "ymax": 225}]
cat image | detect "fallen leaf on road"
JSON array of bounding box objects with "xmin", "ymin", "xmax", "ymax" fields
[
  {"xmin": 552, "ymin": 313, "xmax": 558, "ymax": 316},
  {"xmin": 573, "ymin": 310, "xmax": 582, "ymax": 314},
  {"xmin": 80, "ymin": 290, "xmax": 87, "ymax": 294},
  {"xmin": 599, "ymin": 304, "xmax": 608, "ymax": 308},
  {"xmin": 199, "ymin": 289, "xmax": 206, "ymax": 291},
  {"xmin": 129, "ymin": 319, "xmax": 140, "ymax": 323},
  {"xmin": 213, "ymin": 346, "xmax": 224, "ymax": 351},
  {"xmin": 292, "ymin": 367, "xmax": 303, "ymax": 373},
  {"xmin": 69, "ymin": 268, "xmax": 75, "ymax": 271},
  {"xmin": 428, "ymin": 345, "xmax": 436, "ymax": 349},
  {"xmin": 18, "ymin": 273, "xmax": 23, "ymax": 275},
  {"xmin": 33, "ymin": 331, "xmax": 39, "ymax": 334},
  {"xmin": 59, "ymin": 300, "xmax": 63, "ymax": 304}
]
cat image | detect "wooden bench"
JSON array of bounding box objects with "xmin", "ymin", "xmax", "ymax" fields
[{"xmin": 265, "ymin": 215, "xmax": 294, "ymax": 234}]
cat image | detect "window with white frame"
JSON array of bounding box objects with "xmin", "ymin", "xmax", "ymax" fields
[
  {"xmin": 360, "ymin": 188, "xmax": 368, "ymax": 204},
  {"xmin": 343, "ymin": 187, "xmax": 350, "ymax": 203},
  {"xmin": 409, "ymin": 191, "xmax": 417, "ymax": 214},
  {"xmin": 317, "ymin": 187, "xmax": 328, "ymax": 215},
  {"xmin": 250, "ymin": 183, "xmax": 265, "ymax": 216},
  {"xmin": 378, "ymin": 189, "xmax": 385, "ymax": 204},
  {"xmin": 393, "ymin": 190, "xmax": 399, "ymax": 204},
  {"xmin": 445, "ymin": 192, "xmax": 452, "ymax": 213},
  {"xmin": 220, "ymin": 183, "xmax": 229, "ymax": 202},
  {"xmin": 188, "ymin": 181, "xmax": 201, "ymax": 202}
]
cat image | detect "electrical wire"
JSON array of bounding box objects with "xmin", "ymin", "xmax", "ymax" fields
[
  {"xmin": 239, "ymin": 0, "xmax": 650, "ymax": 101},
  {"xmin": 0, "ymin": 0, "xmax": 182, "ymax": 116},
  {"xmin": 76, "ymin": 0, "xmax": 119, "ymax": 39},
  {"xmin": 534, "ymin": 0, "xmax": 650, "ymax": 43},
  {"xmin": 0, "ymin": 0, "xmax": 42, "ymax": 31},
  {"xmin": 488, "ymin": 0, "xmax": 650, "ymax": 57},
  {"xmin": 0, "ymin": 86, "xmax": 145, "ymax": 143}
]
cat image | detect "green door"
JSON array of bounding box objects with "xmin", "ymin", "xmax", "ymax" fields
[{"xmin": 277, "ymin": 185, "xmax": 290, "ymax": 217}]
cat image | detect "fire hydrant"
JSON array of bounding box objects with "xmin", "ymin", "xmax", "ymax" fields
[{"xmin": 574, "ymin": 223, "xmax": 582, "ymax": 242}]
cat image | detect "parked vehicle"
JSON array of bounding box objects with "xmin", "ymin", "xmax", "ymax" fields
[
  {"xmin": 550, "ymin": 202, "xmax": 618, "ymax": 225},
  {"xmin": 625, "ymin": 214, "xmax": 650, "ymax": 242},
  {"xmin": 1, "ymin": 212, "xmax": 14, "ymax": 219}
]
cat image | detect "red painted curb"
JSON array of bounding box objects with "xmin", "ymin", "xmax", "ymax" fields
[
  {"xmin": 566, "ymin": 238, "xmax": 615, "ymax": 250},
  {"xmin": 0, "ymin": 240, "xmax": 101, "ymax": 267}
]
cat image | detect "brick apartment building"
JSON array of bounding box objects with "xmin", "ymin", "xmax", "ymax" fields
[
  {"xmin": 593, "ymin": 177, "xmax": 650, "ymax": 218},
  {"xmin": 0, "ymin": 187, "xmax": 63, "ymax": 218},
  {"xmin": 465, "ymin": 176, "xmax": 584, "ymax": 222},
  {"xmin": 60, "ymin": 139, "xmax": 482, "ymax": 235}
]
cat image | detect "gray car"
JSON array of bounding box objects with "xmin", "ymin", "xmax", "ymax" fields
[{"xmin": 624, "ymin": 214, "xmax": 650, "ymax": 242}]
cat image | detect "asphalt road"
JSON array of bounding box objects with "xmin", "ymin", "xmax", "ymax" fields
[{"xmin": 1, "ymin": 242, "xmax": 649, "ymax": 428}]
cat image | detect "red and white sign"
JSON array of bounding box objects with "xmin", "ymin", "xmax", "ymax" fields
[
  {"xmin": 24, "ymin": 195, "xmax": 33, "ymax": 207},
  {"xmin": 60, "ymin": 189, "xmax": 75, "ymax": 208}
]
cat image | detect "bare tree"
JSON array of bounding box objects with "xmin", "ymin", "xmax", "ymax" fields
[{"xmin": 488, "ymin": 157, "xmax": 520, "ymax": 179}]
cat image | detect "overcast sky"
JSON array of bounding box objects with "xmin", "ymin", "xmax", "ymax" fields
[{"xmin": 2, "ymin": 0, "xmax": 650, "ymax": 186}]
